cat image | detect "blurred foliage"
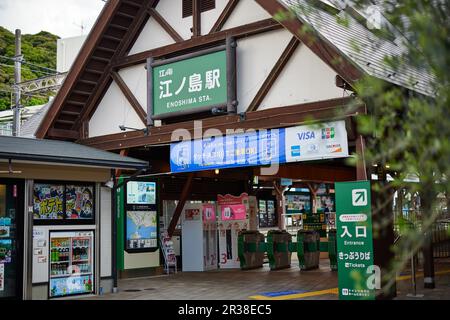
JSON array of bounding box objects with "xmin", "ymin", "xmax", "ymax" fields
[
  {"xmin": 0, "ymin": 26, "xmax": 59, "ymax": 111},
  {"xmin": 284, "ymin": 0, "xmax": 449, "ymax": 294}
]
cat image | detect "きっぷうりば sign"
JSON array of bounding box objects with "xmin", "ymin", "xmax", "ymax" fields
[
  {"xmin": 152, "ymin": 50, "xmax": 228, "ymax": 119},
  {"xmin": 335, "ymin": 181, "xmax": 375, "ymax": 300},
  {"xmin": 170, "ymin": 121, "xmax": 349, "ymax": 173}
]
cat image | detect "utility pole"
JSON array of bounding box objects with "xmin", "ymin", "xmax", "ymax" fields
[{"xmin": 13, "ymin": 29, "xmax": 22, "ymax": 137}]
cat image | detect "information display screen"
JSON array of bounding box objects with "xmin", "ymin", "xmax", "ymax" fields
[
  {"xmin": 126, "ymin": 181, "xmax": 156, "ymax": 205},
  {"xmin": 125, "ymin": 181, "xmax": 158, "ymax": 252}
]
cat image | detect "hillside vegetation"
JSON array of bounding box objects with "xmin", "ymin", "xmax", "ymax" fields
[{"xmin": 0, "ymin": 26, "xmax": 59, "ymax": 111}]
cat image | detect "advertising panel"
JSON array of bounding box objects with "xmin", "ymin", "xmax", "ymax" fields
[
  {"xmin": 170, "ymin": 128, "xmax": 282, "ymax": 173},
  {"xmin": 33, "ymin": 183, "xmax": 95, "ymax": 223},
  {"xmin": 284, "ymin": 121, "xmax": 349, "ymax": 163},
  {"xmin": 65, "ymin": 185, "xmax": 94, "ymax": 220},
  {"xmin": 125, "ymin": 181, "xmax": 158, "ymax": 252},
  {"xmin": 202, "ymin": 204, "xmax": 216, "ymax": 221},
  {"xmin": 33, "ymin": 184, "xmax": 64, "ymax": 220},
  {"xmin": 126, "ymin": 181, "xmax": 156, "ymax": 205},
  {"xmin": 170, "ymin": 121, "xmax": 348, "ymax": 173}
]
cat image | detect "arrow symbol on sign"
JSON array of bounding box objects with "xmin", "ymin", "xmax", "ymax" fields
[
  {"xmin": 355, "ymin": 191, "xmax": 365, "ymax": 204},
  {"xmin": 352, "ymin": 189, "xmax": 368, "ymax": 206}
]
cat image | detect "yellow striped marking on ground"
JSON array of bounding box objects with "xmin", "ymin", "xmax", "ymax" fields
[
  {"xmin": 249, "ymin": 268, "xmax": 450, "ymax": 300},
  {"xmin": 249, "ymin": 288, "xmax": 338, "ymax": 300}
]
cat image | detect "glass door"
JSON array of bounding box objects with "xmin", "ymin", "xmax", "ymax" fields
[{"xmin": 0, "ymin": 179, "xmax": 24, "ymax": 299}]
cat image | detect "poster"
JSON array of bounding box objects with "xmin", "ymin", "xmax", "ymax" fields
[
  {"xmin": 0, "ymin": 240, "xmax": 12, "ymax": 264},
  {"xmin": 0, "ymin": 264, "xmax": 4, "ymax": 291},
  {"xmin": 0, "ymin": 226, "xmax": 9, "ymax": 238},
  {"xmin": 126, "ymin": 181, "xmax": 156, "ymax": 205},
  {"xmin": 65, "ymin": 185, "xmax": 94, "ymax": 219},
  {"xmin": 221, "ymin": 204, "xmax": 246, "ymax": 221},
  {"xmin": 33, "ymin": 184, "xmax": 64, "ymax": 219},
  {"xmin": 202, "ymin": 204, "xmax": 216, "ymax": 221},
  {"xmin": 126, "ymin": 211, "xmax": 157, "ymax": 249},
  {"xmin": 286, "ymin": 194, "xmax": 311, "ymax": 213},
  {"xmin": 185, "ymin": 208, "xmax": 201, "ymax": 221},
  {"xmin": 50, "ymin": 274, "xmax": 93, "ymax": 297},
  {"xmin": 217, "ymin": 193, "xmax": 249, "ymax": 221}
]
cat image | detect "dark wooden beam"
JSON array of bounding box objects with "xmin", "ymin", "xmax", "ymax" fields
[
  {"xmin": 247, "ymin": 36, "xmax": 300, "ymax": 112},
  {"xmin": 80, "ymin": 97, "xmax": 363, "ymax": 151},
  {"xmin": 148, "ymin": 8, "xmax": 184, "ymax": 42},
  {"xmin": 209, "ymin": 0, "xmax": 240, "ymax": 34},
  {"xmin": 76, "ymin": 0, "xmax": 156, "ymax": 129},
  {"xmin": 356, "ymin": 134, "xmax": 368, "ymax": 180},
  {"xmin": 255, "ymin": 162, "xmax": 356, "ymax": 182},
  {"xmin": 80, "ymin": 120, "xmax": 89, "ymax": 140},
  {"xmin": 167, "ymin": 173, "xmax": 195, "ymax": 237},
  {"xmin": 113, "ymin": 18, "xmax": 281, "ymax": 69},
  {"xmin": 116, "ymin": 1, "xmax": 156, "ymax": 61},
  {"xmin": 75, "ymin": 70, "xmax": 113, "ymax": 128},
  {"xmin": 255, "ymin": 0, "xmax": 363, "ymax": 85},
  {"xmin": 47, "ymin": 128, "xmax": 80, "ymax": 140},
  {"xmin": 35, "ymin": 0, "xmax": 122, "ymax": 139},
  {"xmin": 111, "ymin": 71, "xmax": 147, "ymax": 124},
  {"xmin": 192, "ymin": 0, "xmax": 201, "ymax": 37}
]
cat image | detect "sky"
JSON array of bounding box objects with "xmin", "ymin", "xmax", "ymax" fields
[{"xmin": 0, "ymin": 0, "xmax": 106, "ymax": 38}]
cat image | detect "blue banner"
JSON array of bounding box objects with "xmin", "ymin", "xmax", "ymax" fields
[
  {"xmin": 170, "ymin": 129, "xmax": 285, "ymax": 173},
  {"xmin": 169, "ymin": 120, "xmax": 349, "ymax": 173}
]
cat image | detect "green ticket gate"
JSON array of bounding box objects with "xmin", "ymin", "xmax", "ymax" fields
[
  {"xmin": 266, "ymin": 230, "xmax": 292, "ymax": 270},
  {"xmin": 238, "ymin": 231, "xmax": 266, "ymax": 270},
  {"xmin": 328, "ymin": 229, "xmax": 337, "ymax": 271},
  {"xmin": 297, "ymin": 230, "xmax": 320, "ymax": 270}
]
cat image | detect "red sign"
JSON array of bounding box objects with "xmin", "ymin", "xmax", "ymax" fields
[
  {"xmin": 202, "ymin": 204, "xmax": 216, "ymax": 221},
  {"xmin": 221, "ymin": 204, "xmax": 246, "ymax": 221},
  {"xmin": 217, "ymin": 193, "xmax": 248, "ymax": 205}
]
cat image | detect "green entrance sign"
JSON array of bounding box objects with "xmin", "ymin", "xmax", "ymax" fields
[
  {"xmin": 335, "ymin": 181, "xmax": 375, "ymax": 300},
  {"xmin": 150, "ymin": 49, "xmax": 228, "ymax": 120}
]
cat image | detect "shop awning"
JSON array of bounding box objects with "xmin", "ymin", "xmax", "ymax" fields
[{"xmin": 0, "ymin": 135, "xmax": 148, "ymax": 169}]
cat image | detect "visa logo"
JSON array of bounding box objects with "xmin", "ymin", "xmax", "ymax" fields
[{"xmin": 296, "ymin": 131, "xmax": 315, "ymax": 140}]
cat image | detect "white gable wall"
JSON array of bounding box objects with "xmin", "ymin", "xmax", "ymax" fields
[
  {"xmin": 259, "ymin": 44, "xmax": 349, "ymax": 110},
  {"xmin": 118, "ymin": 64, "xmax": 147, "ymax": 110},
  {"xmin": 89, "ymin": 81, "xmax": 144, "ymax": 138},
  {"xmin": 201, "ymin": 0, "xmax": 228, "ymax": 34},
  {"xmin": 128, "ymin": 17, "xmax": 175, "ymax": 55},
  {"xmin": 236, "ymin": 29, "xmax": 293, "ymax": 113},
  {"xmin": 156, "ymin": 0, "xmax": 193, "ymax": 40},
  {"xmin": 222, "ymin": 0, "xmax": 271, "ymax": 30}
]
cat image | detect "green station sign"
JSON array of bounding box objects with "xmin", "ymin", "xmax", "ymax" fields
[
  {"xmin": 151, "ymin": 50, "xmax": 228, "ymax": 119},
  {"xmin": 335, "ymin": 180, "xmax": 375, "ymax": 300}
]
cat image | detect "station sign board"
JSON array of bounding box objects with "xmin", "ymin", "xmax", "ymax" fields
[
  {"xmin": 335, "ymin": 180, "xmax": 375, "ymax": 300},
  {"xmin": 148, "ymin": 40, "xmax": 237, "ymax": 123}
]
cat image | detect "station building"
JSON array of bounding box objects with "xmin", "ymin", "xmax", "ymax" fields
[{"xmin": 2, "ymin": 0, "xmax": 434, "ymax": 299}]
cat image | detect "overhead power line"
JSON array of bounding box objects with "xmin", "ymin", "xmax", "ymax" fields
[{"xmin": 0, "ymin": 55, "xmax": 58, "ymax": 74}]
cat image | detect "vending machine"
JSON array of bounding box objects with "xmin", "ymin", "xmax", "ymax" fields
[
  {"xmin": 181, "ymin": 203, "xmax": 218, "ymax": 271},
  {"xmin": 217, "ymin": 193, "xmax": 249, "ymax": 269},
  {"xmin": 48, "ymin": 230, "xmax": 94, "ymax": 298}
]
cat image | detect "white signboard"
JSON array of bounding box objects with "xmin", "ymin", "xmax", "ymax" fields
[{"xmin": 285, "ymin": 120, "xmax": 349, "ymax": 163}]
